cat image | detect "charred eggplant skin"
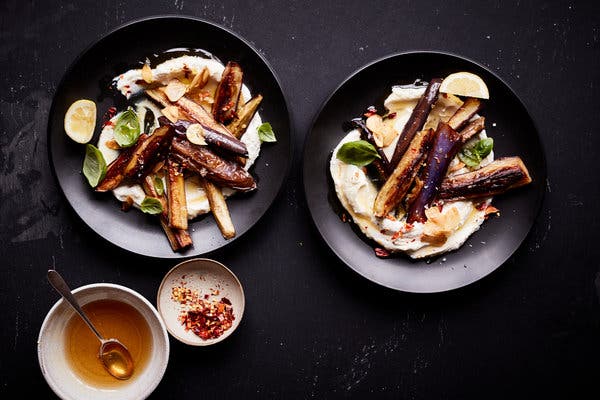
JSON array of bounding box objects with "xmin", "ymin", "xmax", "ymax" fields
[
  {"xmin": 439, "ymin": 156, "xmax": 532, "ymax": 201},
  {"xmin": 124, "ymin": 125, "xmax": 175, "ymax": 180},
  {"xmin": 406, "ymin": 122, "xmax": 462, "ymax": 223},
  {"xmin": 159, "ymin": 117, "xmax": 248, "ymax": 157},
  {"xmin": 389, "ymin": 78, "xmax": 443, "ymax": 168},
  {"xmin": 227, "ymin": 94, "xmax": 263, "ymax": 139},
  {"xmin": 212, "ymin": 61, "xmax": 243, "ymax": 124},
  {"xmin": 373, "ymin": 128, "xmax": 435, "ymax": 217},
  {"xmin": 96, "ymin": 143, "xmax": 138, "ymax": 192},
  {"xmin": 170, "ymin": 137, "xmax": 256, "ymax": 192}
]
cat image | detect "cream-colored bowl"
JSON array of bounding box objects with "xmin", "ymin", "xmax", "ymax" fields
[
  {"xmin": 38, "ymin": 283, "xmax": 170, "ymax": 400},
  {"xmin": 157, "ymin": 258, "xmax": 245, "ymax": 346}
]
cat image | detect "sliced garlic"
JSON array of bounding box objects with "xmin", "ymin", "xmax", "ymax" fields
[
  {"xmin": 141, "ymin": 63, "xmax": 153, "ymax": 84},
  {"xmin": 161, "ymin": 106, "xmax": 179, "ymax": 123},
  {"xmin": 187, "ymin": 67, "xmax": 210, "ymax": 93},
  {"xmin": 164, "ymin": 79, "xmax": 187, "ymax": 102},
  {"xmin": 186, "ymin": 123, "xmax": 207, "ymax": 145},
  {"xmin": 366, "ymin": 114, "xmax": 398, "ymax": 148}
]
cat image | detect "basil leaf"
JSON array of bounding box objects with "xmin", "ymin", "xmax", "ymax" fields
[
  {"xmin": 82, "ymin": 144, "xmax": 107, "ymax": 187},
  {"xmin": 458, "ymin": 138, "xmax": 494, "ymax": 168},
  {"xmin": 458, "ymin": 148, "xmax": 481, "ymax": 167},
  {"xmin": 336, "ymin": 140, "xmax": 381, "ymax": 167},
  {"xmin": 113, "ymin": 108, "xmax": 141, "ymax": 147},
  {"xmin": 153, "ymin": 176, "xmax": 164, "ymax": 196},
  {"xmin": 140, "ymin": 197, "xmax": 163, "ymax": 215},
  {"xmin": 473, "ymin": 137, "xmax": 494, "ymax": 159},
  {"xmin": 257, "ymin": 122, "xmax": 276, "ymax": 142}
]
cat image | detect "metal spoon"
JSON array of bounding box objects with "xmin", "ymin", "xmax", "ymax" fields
[{"xmin": 47, "ymin": 269, "xmax": 134, "ymax": 380}]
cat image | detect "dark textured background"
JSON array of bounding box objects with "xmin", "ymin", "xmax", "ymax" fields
[{"xmin": 1, "ymin": 0, "xmax": 599, "ymax": 398}]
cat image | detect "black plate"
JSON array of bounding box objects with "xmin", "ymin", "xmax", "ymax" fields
[
  {"xmin": 303, "ymin": 51, "xmax": 546, "ymax": 293},
  {"xmin": 48, "ymin": 16, "xmax": 291, "ymax": 258}
]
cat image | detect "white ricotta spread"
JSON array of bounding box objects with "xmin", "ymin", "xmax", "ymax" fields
[
  {"xmin": 99, "ymin": 55, "xmax": 262, "ymax": 219},
  {"xmin": 330, "ymin": 86, "xmax": 493, "ymax": 258}
]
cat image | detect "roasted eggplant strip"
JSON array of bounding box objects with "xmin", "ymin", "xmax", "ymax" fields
[
  {"xmin": 200, "ymin": 178, "xmax": 236, "ymax": 239},
  {"xmin": 227, "ymin": 94, "xmax": 263, "ymax": 138},
  {"xmin": 120, "ymin": 125, "xmax": 175, "ymax": 181},
  {"xmin": 212, "ymin": 61, "xmax": 243, "ymax": 124},
  {"xmin": 350, "ymin": 118, "xmax": 390, "ymax": 182},
  {"xmin": 159, "ymin": 117, "xmax": 248, "ymax": 157},
  {"xmin": 373, "ymin": 128, "xmax": 435, "ymax": 217},
  {"xmin": 160, "ymin": 219, "xmax": 193, "ymax": 252},
  {"xmin": 142, "ymin": 175, "xmax": 192, "ymax": 251},
  {"xmin": 447, "ymin": 98, "xmax": 483, "ymax": 131},
  {"xmin": 147, "ymin": 89, "xmax": 248, "ymax": 157},
  {"xmin": 96, "ymin": 143, "xmax": 139, "ymax": 192},
  {"xmin": 438, "ymin": 156, "xmax": 531, "ymax": 201},
  {"xmin": 459, "ymin": 116, "xmax": 485, "ymax": 142},
  {"xmin": 406, "ymin": 122, "xmax": 463, "ymax": 223},
  {"xmin": 171, "ymin": 137, "xmax": 256, "ymax": 192},
  {"xmin": 389, "ymin": 78, "xmax": 443, "ymax": 168},
  {"xmin": 166, "ymin": 157, "xmax": 188, "ymax": 230},
  {"xmin": 176, "ymin": 95, "xmax": 234, "ymax": 137},
  {"xmin": 146, "ymin": 88, "xmax": 174, "ymax": 108}
]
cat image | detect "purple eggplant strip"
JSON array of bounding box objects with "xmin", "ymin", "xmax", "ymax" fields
[
  {"xmin": 438, "ymin": 156, "xmax": 532, "ymax": 201},
  {"xmin": 389, "ymin": 78, "xmax": 443, "ymax": 168},
  {"xmin": 170, "ymin": 137, "xmax": 256, "ymax": 192},
  {"xmin": 159, "ymin": 117, "xmax": 248, "ymax": 157},
  {"xmin": 406, "ymin": 122, "xmax": 462, "ymax": 223}
]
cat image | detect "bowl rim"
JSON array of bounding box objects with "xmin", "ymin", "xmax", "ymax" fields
[
  {"xmin": 156, "ymin": 257, "xmax": 245, "ymax": 346},
  {"xmin": 37, "ymin": 282, "xmax": 170, "ymax": 400}
]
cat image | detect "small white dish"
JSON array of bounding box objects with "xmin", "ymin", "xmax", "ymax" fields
[
  {"xmin": 38, "ymin": 283, "xmax": 169, "ymax": 400},
  {"xmin": 157, "ymin": 258, "xmax": 245, "ymax": 346}
]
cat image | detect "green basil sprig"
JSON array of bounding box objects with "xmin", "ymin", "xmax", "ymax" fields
[
  {"xmin": 257, "ymin": 122, "xmax": 276, "ymax": 142},
  {"xmin": 336, "ymin": 140, "xmax": 381, "ymax": 167},
  {"xmin": 153, "ymin": 176, "xmax": 164, "ymax": 196},
  {"xmin": 140, "ymin": 197, "xmax": 163, "ymax": 214},
  {"xmin": 113, "ymin": 108, "xmax": 141, "ymax": 147},
  {"xmin": 458, "ymin": 137, "xmax": 494, "ymax": 168},
  {"xmin": 82, "ymin": 144, "xmax": 107, "ymax": 187}
]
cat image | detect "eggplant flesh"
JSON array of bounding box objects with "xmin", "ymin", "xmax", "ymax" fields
[
  {"xmin": 170, "ymin": 137, "xmax": 256, "ymax": 192},
  {"xmin": 373, "ymin": 128, "xmax": 435, "ymax": 217},
  {"xmin": 406, "ymin": 123, "xmax": 462, "ymax": 223},
  {"xmin": 124, "ymin": 125, "xmax": 174, "ymax": 180},
  {"xmin": 96, "ymin": 142, "xmax": 138, "ymax": 192},
  {"xmin": 439, "ymin": 156, "xmax": 532, "ymax": 201},
  {"xmin": 390, "ymin": 78, "xmax": 443, "ymax": 168},
  {"xmin": 447, "ymin": 98, "xmax": 482, "ymax": 131},
  {"xmin": 459, "ymin": 117, "xmax": 485, "ymax": 142},
  {"xmin": 227, "ymin": 94, "xmax": 263, "ymax": 138}
]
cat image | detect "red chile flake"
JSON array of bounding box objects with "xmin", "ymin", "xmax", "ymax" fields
[
  {"xmin": 102, "ymin": 106, "xmax": 117, "ymax": 127},
  {"xmin": 171, "ymin": 283, "xmax": 235, "ymax": 340},
  {"xmin": 374, "ymin": 247, "xmax": 391, "ymax": 258}
]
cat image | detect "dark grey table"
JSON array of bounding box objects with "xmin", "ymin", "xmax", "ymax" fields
[{"xmin": 1, "ymin": 1, "xmax": 599, "ymax": 398}]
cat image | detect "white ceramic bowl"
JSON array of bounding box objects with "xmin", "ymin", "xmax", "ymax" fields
[
  {"xmin": 38, "ymin": 283, "xmax": 170, "ymax": 400},
  {"xmin": 157, "ymin": 258, "xmax": 245, "ymax": 346}
]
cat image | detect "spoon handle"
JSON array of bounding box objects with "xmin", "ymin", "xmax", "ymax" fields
[{"xmin": 47, "ymin": 269, "xmax": 105, "ymax": 342}]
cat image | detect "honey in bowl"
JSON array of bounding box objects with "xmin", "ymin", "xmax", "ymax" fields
[{"xmin": 64, "ymin": 299, "xmax": 152, "ymax": 387}]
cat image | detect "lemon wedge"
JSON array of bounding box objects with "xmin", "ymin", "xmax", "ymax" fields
[
  {"xmin": 439, "ymin": 72, "xmax": 489, "ymax": 99},
  {"xmin": 64, "ymin": 99, "xmax": 97, "ymax": 143}
]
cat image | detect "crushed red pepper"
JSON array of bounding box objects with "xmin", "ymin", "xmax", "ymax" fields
[{"xmin": 171, "ymin": 282, "xmax": 235, "ymax": 340}]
